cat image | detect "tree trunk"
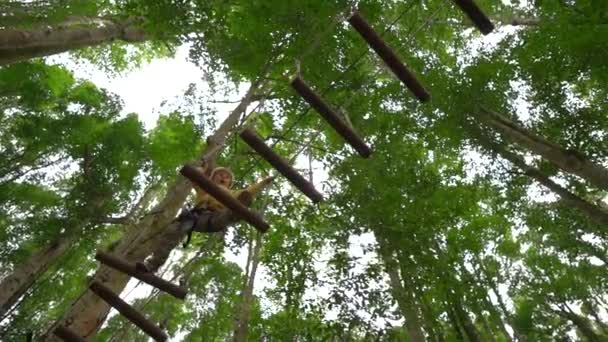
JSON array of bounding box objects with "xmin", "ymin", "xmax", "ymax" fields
[
  {"xmin": 0, "ymin": 17, "xmax": 147, "ymax": 66},
  {"xmin": 475, "ymin": 258, "xmax": 526, "ymax": 342},
  {"xmin": 459, "ymin": 263, "xmax": 509, "ymax": 341},
  {"xmin": 0, "ymin": 236, "xmax": 71, "ymax": 318},
  {"xmin": 476, "ymin": 108, "xmax": 608, "ymax": 191},
  {"xmin": 386, "ymin": 268, "xmax": 426, "ymax": 341},
  {"xmin": 470, "ymin": 296, "xmax": 496, "ymax": 341},
  {"xmin": 375, "ymin": 233, "xmax": 425, "ymax": 342},
  {"xmin": 476, "ymin": 135, "xmax": 608, "ymax": 226},
  {"xmin": 584, "ymin": 300, "xmax": 608, "ymax": 335},
  {"xmin": 232, "ymin": 233, "xmax": 262, "ymax": 342},
  {"xmin": 446, "ymin": 304, "xmax": 465, "ymax": 341},
  {"xmin": 482, "ymin": 292, "xmax": 514, "ymax": 341},
  {"xmin": 451, "ymin": 296, "xmax": 481, "ymax": 342},
  {"xmin": 107, "ymin": 232, "xmax": 225, "ymax": 342},
  {"xmin": 42, "ymin": 81, "xmax": 263, "ymax": 341},
  {"xmin": 557, "ymin": 305, "xmax": 603, "ymax": 341},
  {"xmin": 411, "ymin": 279, "xmax": 444, "ymax": 342}
]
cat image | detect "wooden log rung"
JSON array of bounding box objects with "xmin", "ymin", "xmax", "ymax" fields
[
  {"xmin": 347, "ymin": 11, "xmax": 430, "ymax": 102},
  {"xmin": 89, "ymin": 281, "xmax": 168, "ymax": 342},
  {"xmin": 95, "ymin": 251, "xmax": 187, "ymax": 299},
  {"xmin": 180, "ymin": 165, "xmax": 270, "ymax": 232},
  {"xmin": 53, "ymin": 326, "xmax": 87, "ymax": 342},
  {"xmin": 290, "ymin": 76, "xmax": 372, "ymax": 158},
  {"xmin": 452, "ymin": 0, "xmax": 494, "ymax": 35},
  {"xmin": 239, "ymin": 128, "xmax": 324, "ymax": 203}
]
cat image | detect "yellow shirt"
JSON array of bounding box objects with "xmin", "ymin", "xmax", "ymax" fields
[{"xmin": 194, "ymin": 179, "xmax": 269, "ymax": 211}]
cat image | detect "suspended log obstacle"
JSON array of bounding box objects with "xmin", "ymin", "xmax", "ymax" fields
[
  {"xmin": 95, "ymin": 251, "xmax": 187, "ymax": 299},
  {"xmin": 239, "ymin": 128, "xmax": 324, "ymax": 203},
  {"xmin": 180, "ymin": 164, "xmax": 270, "ymax": 232},
  {"xmin": 290, "ymin": 76, "xmax": 372, "ymax": 158},
  {"xmin": 89, "ymin": 281, "xmax": 168, "ymax": 342},
  {"xmin": 53, "ymin": 326, "xmax": 87, "ymax": 342},
  {"xmin": 452, "ymin": 0, "xmax": 494, "ymax": 35},
  {"xmin": 347, "ymin": 11, "xmax": 430, "ymax": 102}
]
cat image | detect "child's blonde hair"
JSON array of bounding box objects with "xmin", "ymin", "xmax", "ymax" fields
[{"xmin": 210, "ymin": 167, "xmax": 234, "ymax": 188}]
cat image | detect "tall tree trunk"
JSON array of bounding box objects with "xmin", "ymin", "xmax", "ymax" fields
[
  {"xmin": 475, "ymin": 134, "xmax": 608, "ymax": 226},
  {"xmin": 556, "ymin": 305, "xmax": 603, "ymax": 341},
  {"xmin": 446, "ymin": 303, "xmax": 465, "ymax": 341},
  {"xmin": 107, "ymin": 232, "xmax": 225, "ymax": 342},
  {"xmin": 375, "ymin": 233, "xmax": 425, "ymax": 342},
  {"xmin": 1, "ymin": 181, "xmax": 158, "ymax": 324},
  {"xmin": 0, "ymin": 17, "xmax": 147, "ymax": 66},
  {"xmin": 451, "ymin": 296, "xmax": 481, "ymax": 342},
  {"xmin": 476, "ymin": 108, "xmax": 608, "ymax": 191},
  {"xmin": 475, "ymin": 258, "xmax": 526, "ymax": 342},
  {"xmin": 42, "ymin": 80, "xmax": 263, "ymax": 341},
  {"xmin": 232, "ymin": 233, "xmax": 262, "ymax": 342},
  {"xmin": 470, "ymin": 296, "xmax": 496, "ymax": 341},
  {"xmin": 482, "ymin": 292, "xmax": 514, "ymax": 341},
  {"xmin": 0, "ymin": 236, "xmax": 71, "ymax": 318},
  {"xmin": 459, "ymin": 263, "xmax": 511, "ymax": 341},
  {"xmin": 584, "ymin": 300, "xmax": 608, "ymax": 335},
  {"xmin": 412, "ymin": 281, "xmax": 444, "ymax": 342}
]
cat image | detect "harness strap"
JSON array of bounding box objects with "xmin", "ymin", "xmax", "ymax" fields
[{"xmin": 182, "ymin": 208, "xmax": 213, "ymax": 248}]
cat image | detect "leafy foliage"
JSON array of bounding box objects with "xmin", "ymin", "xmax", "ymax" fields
[{"xmin": 2, "ymin": 1, "xmax": 608, "ymax": 341}]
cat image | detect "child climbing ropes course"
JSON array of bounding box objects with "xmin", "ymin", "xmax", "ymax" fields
[{"xmin": 136, "ymin": 163, "xmax": 273, "ymax": 273}]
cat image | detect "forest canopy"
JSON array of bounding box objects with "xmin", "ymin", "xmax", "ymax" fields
[{"xmin": 0, "ymin": 0, "xmax": 607, "ymax": 341}]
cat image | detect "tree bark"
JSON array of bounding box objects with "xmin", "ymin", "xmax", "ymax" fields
[
  {"xmin": 0, "ymin": 177, "xmax": 159, "ymax": 326},
  {"xmin": 476, "ymin": 108, "xmax": 608, "ymax": 191},
  {"xmin": 451, "ymin": 296, "xmax": 481, "ymax": 342},
  {"xmin": 232, "ymin": 233, "xmax": 262, "ymax": 342},
  {"xmin": 375, "ymin": 233, "xmax": 426, "ymax": 342},
  {"xmin": 475, "ymin": 258, "xmax": 527, "ymax": 341},
  {"xmin": 556, "ymin": 305, "xmax": 603, "ymax": 341},
  {"xmin": 584, "ymin": 300, "xmax": 608, "ymax": 335},
  {"xmin": 0, "ymin": 17, "xmax": 147, "ymax": 66},
  {"xmin": 475, "ymin": 134, "xmax": 608, "ymax": 226},
  {"xmin": 446, "ymin": 303, "xmax": 465, "ymax": 340},
  {"xmin": 42, "ymin": 80, "xmax": 263, "ymax": 341},
  {"xmin": 0, "ymin": 236, "xmax": 71, "ymax": 318}
]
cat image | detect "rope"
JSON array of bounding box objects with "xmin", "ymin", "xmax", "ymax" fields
[
  {"xmin": 102, "ymin": 4, "xmax": 441, "ymax": 339},
  {"xmin": 211, "ymin": 2, "xmax": 359, "ymax": 174},
  {"xmin": 238, "ymin": 1, "xmax": 419, "ymax": 179}
]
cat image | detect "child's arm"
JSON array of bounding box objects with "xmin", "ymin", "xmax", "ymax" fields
[{"xmin": 234, "ymin": 176, "xmax": 275, "ymax": 206}]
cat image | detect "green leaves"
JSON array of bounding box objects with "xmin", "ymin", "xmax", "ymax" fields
[
  {"xmin": 146, "ymin": 111, "xmax": 202, "ymax": 179},
  {"xmin": 3, "ymin": 0, "xmax": 608, "ymax": 340},
  {"xmin": 0, "ymin": 61, "xmax": 75, "ymax": 110}
]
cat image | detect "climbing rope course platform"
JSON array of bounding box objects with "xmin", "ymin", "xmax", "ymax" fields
[{"xmin": 49, "ymin": 1, "xmax": 494, "ymax": 340}]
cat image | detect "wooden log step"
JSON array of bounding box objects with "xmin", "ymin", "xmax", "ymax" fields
[
  {"xmin": 89, "ymin": 281, "xmax": 168, "ymax": 342},
  {"xmin": 290, "ymin": 76, "xmax": 372, "ymax": 158},
  {"xmin": 239, "ymin": 128, "xmax": 324, "ymax": 203},
  {"xmin": 95, "ymin": 251, "xmax": 187, "ymax": 299},
  {"xmin": 347, "ymin": 11, "xmax": 430, "ymax": 102},
  {"xmin": 180, "ymin": 165, "xmax": 270, "ymax": 232},
  {"xmin": 53, "ymin": 326, "xmax": 87, "ymax": 342},
  {"xmin": 452, "ymin": 0, "xmax": 494, "ymax": 35}
]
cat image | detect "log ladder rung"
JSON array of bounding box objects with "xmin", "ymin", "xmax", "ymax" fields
[
  {"xmin": 53, "ymin": 326, "xmax": 87, "ymax": 342},
  {"xmin": 452, "ymin": 0, "xmax": 494, "ymax": 35},
  {"xmin": 95, "ymin": 251, "xmax": 187, "ymax": 299},
  {"xmin": 89, "ymin": 281, "xmax": 168, "ymax": 342},
  {"xmin": 180, "ymin": 165, "xmax": 270, "ymax": 232},
  {"xmin": 290, "ymin": 76, "xmax": 372, "ymax": 158},
  {"xmin": 239, "ymin": 128, "xmax": 324, "ymax": 203},
  {"xmin": 347, "ymin": 11, "xmax": 431, "ymax": 102}
]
